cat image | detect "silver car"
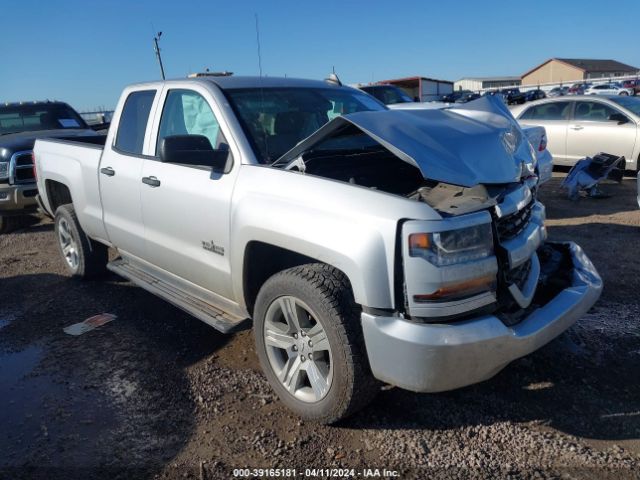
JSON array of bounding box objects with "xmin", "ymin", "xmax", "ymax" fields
[{"xmin": 511, "ymin": 95, "xmax": 640, "ymax": 170}]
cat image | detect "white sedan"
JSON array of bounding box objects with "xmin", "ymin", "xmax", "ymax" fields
[{"xmin": 584, "ymin": 83, "xmax": 634, "ymax": 96}]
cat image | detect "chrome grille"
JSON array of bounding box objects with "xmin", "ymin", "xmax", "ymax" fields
[
  {"xmin": 9, "ymin": 150, "xmax": 35, "ymax": 185},
  {"xmin": 495, "ymin": 200, "xmax": 534, "ymax": 241}
]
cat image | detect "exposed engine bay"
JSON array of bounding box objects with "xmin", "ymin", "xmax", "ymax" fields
[
  {"xmin": 286, "ymin": 126, "xmax": 521, "ymax": 216},
  {"xmin": 277, "ymin": 96, "xmax": 538, "ymax": 216}
]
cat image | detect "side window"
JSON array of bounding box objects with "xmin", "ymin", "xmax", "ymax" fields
[
  {"xmin": 574, "ymin": 102, "xmax": 621, "ymax": 122},
  {"xmin": 157, "ymin": 89, "xmax": 224, "ymax": 154},
  {"xmin": 115, "ymin": 90, "xmax": 156, "ymax": 155},
  {"xmin": 520, "ymin": 102, "xmax": 571, "ymax": 120}
]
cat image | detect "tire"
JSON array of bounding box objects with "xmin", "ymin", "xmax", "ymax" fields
[
  {"xmin": 620, "ymin": 91, "xmax": 629, "ymax": 96},
  {"xmin": 254, "ymin": 263, "xmax": 379, "ymax": 424},
  {"xmin": 0, "ymin": 215, "xmax": 28, "ymax": 234},
  {"xmin": 54, "ymin": 204, "xmax": 108, "ymax": 278},
  {"xmin": 0, "ymin": 215, "xmax": 14, "ymax": 234}
]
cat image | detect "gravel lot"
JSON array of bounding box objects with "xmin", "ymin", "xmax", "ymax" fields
[{"xmin": 1, "ymin": 173, "xmax": 639, "ymax": 479}]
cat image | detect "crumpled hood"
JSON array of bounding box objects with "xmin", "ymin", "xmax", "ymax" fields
[{"xmin": 274, "ymin": 96, "xmax": 535, "ymax": 188}]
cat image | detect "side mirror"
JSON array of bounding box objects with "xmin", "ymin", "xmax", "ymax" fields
[
  {"xmin": 158, "ymin": 135, "xmax": 230, "ymax": 172},
  {"xmin": 608, "ymin": 113, "xmax": 629, "ymax": 125}
]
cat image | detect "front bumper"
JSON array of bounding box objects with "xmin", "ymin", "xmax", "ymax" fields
[
  {"xmin": 361, "ymin": 241, "xmax": 602, "ymax": 392},
  {"xmin": 0, "ymin": 183, "xmax": 38, "ymax": 215}
]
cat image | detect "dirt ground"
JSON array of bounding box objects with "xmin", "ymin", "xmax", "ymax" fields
[{"xmin": 1, "ymin": 173, "xmax": 639, "ymax": 480}]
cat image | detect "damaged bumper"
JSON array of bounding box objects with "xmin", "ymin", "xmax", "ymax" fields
[{"xmin": 361, "ymin": 241, "xmax": 602, "ymax": 392}]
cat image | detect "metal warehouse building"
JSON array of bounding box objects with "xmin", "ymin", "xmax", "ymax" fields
[
  {"xmin": 521, "ymin": 58, "xmax": 639, "ymax": 85},
  {"xmin": 454, "ymin": 76, "xmax": 521, "ymax": 92},
  {"xmin": 375, "ymin": 76, "xmax": 454, "ymax": 102}
]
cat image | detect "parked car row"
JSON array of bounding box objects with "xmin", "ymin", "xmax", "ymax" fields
[{"xmin": 512, "ymin": 95, "xmax": 640, "ymax": 171}]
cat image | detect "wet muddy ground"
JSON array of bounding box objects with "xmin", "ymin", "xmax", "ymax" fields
[{"xmin": 1, "ymin": 173, "xmax": 639, "ymax": 479}]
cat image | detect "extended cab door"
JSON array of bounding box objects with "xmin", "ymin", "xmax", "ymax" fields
[
  {"xmin": 139, "ymin": 86, "xmax": 238, "ymax": 300},
  {"xmin": 566, "ymin": 100, "xmax": 637, "ymax": 164},
  {"xmin": 98, "ymin": 89, "xmax": 158, "ymax": 256}
]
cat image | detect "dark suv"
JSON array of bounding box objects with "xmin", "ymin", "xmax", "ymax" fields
[{"xmin": 500, "ymin": 88, "xmax": 526, "ymax": 105}]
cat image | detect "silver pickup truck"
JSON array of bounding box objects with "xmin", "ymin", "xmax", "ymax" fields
[{"xmin": 34, "ymin": 76, "xmax": 602, "ymax": 423}]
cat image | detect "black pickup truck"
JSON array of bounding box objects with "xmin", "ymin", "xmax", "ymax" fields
[{"xmin": 0, "ymin": 101, "xmax": 101, "ymax": 233}]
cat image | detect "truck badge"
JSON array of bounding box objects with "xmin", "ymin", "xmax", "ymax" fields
[{"xmin": 202, "ymin": 240, "xmax": 224, "ymax": 256}]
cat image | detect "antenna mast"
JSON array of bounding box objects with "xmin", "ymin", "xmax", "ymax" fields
[
  {"xmin": 153, "ymin": 31, "xmax": 166, "ymax": 80},
  {"xmin": 255, "ymin": 14, "xmax": 263, "ymax": 77}
]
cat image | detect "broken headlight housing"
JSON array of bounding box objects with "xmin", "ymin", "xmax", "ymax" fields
[{"xmin": 408, "ymin": 223, "xmax": 494, "ymax": 267}]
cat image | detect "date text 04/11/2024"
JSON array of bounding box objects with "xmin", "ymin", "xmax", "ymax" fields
[{"xmin": 232, "ymin": 468, "xmax": 400, "ymax": 477}]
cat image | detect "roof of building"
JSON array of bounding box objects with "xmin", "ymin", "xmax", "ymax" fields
[
  {"xmin": 455, "ymin": 76, "xmax": 521, "ymax": 82},
  {"xmin": 376, "ymin": 76, "xmax": 454, "ymax": 85},
  {"xmin": 523, "ymin": 58, "xmax": 639, "ymax": 78}
]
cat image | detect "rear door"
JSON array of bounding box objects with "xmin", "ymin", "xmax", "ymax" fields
[
  {"xmin": 99, "ymin": 89, "xmax": 158, "ymax": 257},
  {"xmin": 517, "ymin": 101, "xmax": 572, "ymax": 164},
  {"xmin": 139, "ymin": 86, "xmax": 238, "ymax": 300},
  {"xmin": 566, "ymin": 100, "xmax": 637, "ymax": 163}
]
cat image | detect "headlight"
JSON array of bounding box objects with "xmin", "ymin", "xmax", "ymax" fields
[
  {"xmin": 408, "ymin": 223, "xmax": 494, "ymax": 266},
  {"xmin": 0, "ymin": 162, "xmax": 9, "ymax": 180}
]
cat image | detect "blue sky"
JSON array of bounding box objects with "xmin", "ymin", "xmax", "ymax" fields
[{"xmin": 1, "ymin": 0, "xmax": 638, "ymax": 111}]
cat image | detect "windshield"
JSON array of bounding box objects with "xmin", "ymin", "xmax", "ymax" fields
[
  {"xmin": 0, "ymin": 103, "xmax": 87, "ymax": 135},
  {"xmin": 610, "ymin": 96, "xmax": 640, "ymax": 116},
  {"xmin": 225, "ymin": 87, "xmax": 386, "ymax": 163}
]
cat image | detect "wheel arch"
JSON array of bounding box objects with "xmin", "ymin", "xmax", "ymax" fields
[
  {"xmin": 44, "ymin": 179, "xmax": 73, "ymax": 214},
  {"xmin": 241, "ymin": 241, "xmax": 358, "ymax": 317}
]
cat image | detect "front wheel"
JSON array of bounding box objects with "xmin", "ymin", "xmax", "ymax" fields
[
  {"xmin": 620, "ymin": 91, "xmax": 629, "ymax": 96},
  {"xmin": 254, "ymin": 264, "xmax": 378, "ymax": 424},
  {"xmin": 54, "ymin": 204, "xmax": 108, "ymax": 278}
]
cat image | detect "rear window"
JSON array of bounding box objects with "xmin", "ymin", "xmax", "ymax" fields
[
  {"xmin": 0, "ymin": 103, "xmax": 87, "ymax": 135},
  {"xmin": 115, "ymin": 90, "xmax": 156, "ymax": 155},
  {"xmin": 520, "ymin": 102, "xmax": 571, "ymax": 121}
]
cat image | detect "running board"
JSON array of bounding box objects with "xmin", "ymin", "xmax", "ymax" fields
[{"xmin": 107, "ymin": 258, "xmax": 248, "ymax": 333}]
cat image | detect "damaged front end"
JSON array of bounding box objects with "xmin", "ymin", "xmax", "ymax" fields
[{"xmin": 273, "ymin": 95, "xmax": 599, "ymax": 328}]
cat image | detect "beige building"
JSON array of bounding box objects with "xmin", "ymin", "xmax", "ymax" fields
[{"xmin": 521, "ymin": 58, "xmax": 638, "ymax": 86}]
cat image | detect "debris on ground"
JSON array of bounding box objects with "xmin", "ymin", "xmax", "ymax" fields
[
  {"xmin": 561, "ymin": 152, "xmax": 625, "ymax": 200},
  {"xmin": 63, "ymin": 313, "xmax": 117, "ymax": 336}
]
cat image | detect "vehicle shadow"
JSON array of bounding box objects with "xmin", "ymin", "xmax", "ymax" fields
[{"xmin": 0, "ymin": 272, "xmax": 231, "ymax": 479}]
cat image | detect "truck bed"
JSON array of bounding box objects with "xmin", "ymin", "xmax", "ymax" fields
[{"xmin": 34, "ymin": 136, "xmax": 109, "ymax": 242}]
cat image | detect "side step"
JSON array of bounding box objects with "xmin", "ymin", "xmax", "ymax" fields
[{"xmin": 107, "ymin": 258, "xmax": 248, "ymax": 333}]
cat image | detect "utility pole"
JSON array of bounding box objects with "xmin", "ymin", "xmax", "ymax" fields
[{"xmin": 153, "ymin": 31, "xmax": 166, "ymax": 80}]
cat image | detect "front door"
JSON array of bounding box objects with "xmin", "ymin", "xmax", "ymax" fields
[
  {"xmin": 566, "ymin": 100, "xmax": 637, "ymax": 164},
  {"xmin": 140, "ymin": 88, "xmax": 237, "ymax": 300},
  {"xmin": 99, "ymin": 89, "xmax": 157, "ymax": 257}
]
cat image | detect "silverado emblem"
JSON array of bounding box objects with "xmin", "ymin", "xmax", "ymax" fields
[
  {"xmin": 202, "ymin": 240, "xmax": 225, "ymax": 256},
  {"xmin": 501, "ymin": 126, "xmax": 520, "ymax": 155}
]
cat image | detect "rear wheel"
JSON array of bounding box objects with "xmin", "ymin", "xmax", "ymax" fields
[
  {"xmin": 54, "ymin": 204, "xmax": 108, "ymax": 278},
  {"xmin": 620, "ymin": 91, "xmax": 629, "ymax": 96},
  {"xmin": 254, "ymin": 263, "xmax": 378, "ymax": 424}
]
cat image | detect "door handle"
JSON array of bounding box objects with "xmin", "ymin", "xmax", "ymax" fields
[
  {"xmin": 570, "ymin": 125, "xmax": 584, "ymax": 131},
  {"xmin": 100, "ymin": 167, "xmax": 115, "ymax": 176},
  {"xmin": 142, "ymin": 176, "xmax": 161, "ymax": 187}
]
